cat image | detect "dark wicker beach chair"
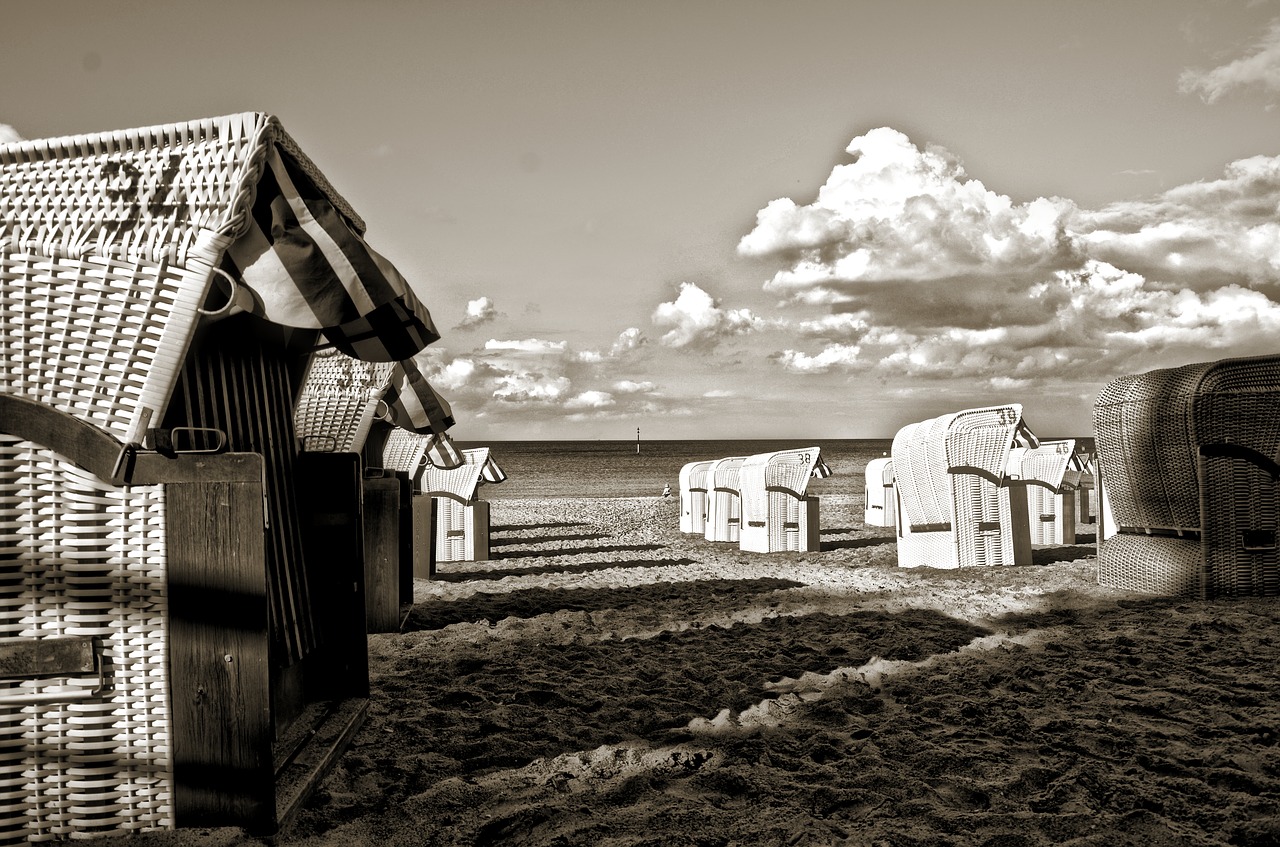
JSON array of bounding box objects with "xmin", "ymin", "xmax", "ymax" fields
[{"xmin": 1094, "ymin": 354, "xmax": 1280, "ymax": 597}]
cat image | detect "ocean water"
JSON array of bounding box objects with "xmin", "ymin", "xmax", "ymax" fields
[
  {"xmin": 453, "ymin": 439, "xmax": 895, "ymax": 500},
  {"xmin": 455, "ymin": 435, "xmax": 1097, "ymax": 500}
]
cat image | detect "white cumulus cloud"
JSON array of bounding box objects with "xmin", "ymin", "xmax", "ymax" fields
[
  {"xmin": 454, "ymin": 296, "xmax": 498, "ymax": 329},
  {"xmin": 651, "ymin": 282, "xmax": 763, "ymax": 348},
  {"xmin": 0, "ymin": 124, "xmax": 21, "ymax": 144},
  {"xmin": 738, "ymin": 127, "xmax": 1078, "ymax": 309}
]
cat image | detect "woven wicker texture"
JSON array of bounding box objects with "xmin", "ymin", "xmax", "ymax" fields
[
  {"xmin": 863, "ymin": 457, "xmax": 896, "ymax": 528},
  {"xmin": 891, "ymin": 415, "xmax": 957, "ymax": 531},
  {"xmin": 381, "ymin": 429, "xmax": 429, "ymax": 476},
  {"xmin": 294, "ymin": 350, "xmax": 394, "ymax": 453},
  {"xmin": 738, "ymin": 448, "xmax": 822, "ymax": 553},
  {"xmin": 892, "ymin": 406, "xmax": 1026, "ymax": 568},
  {"xmin": 0, "ymin": 113, "xmax": 365, "ymax": 446},
  {"xmin": 704, "ymin": 457, "xmax": 746, "ymax": 543},
  {"xmin": 678, "ymin": 461, "xmax": 712, "ymax": 535},
  {"xmin": 422, "ymin": 448, "xmax": 492, "ymax": 502},
  {"xmin": 0, "ymin": 436, "xmax": 171, "ymax": 842},
  {"xmin": 1095, "ymin": 354, "xmax": 1280, "ymax": 597}
]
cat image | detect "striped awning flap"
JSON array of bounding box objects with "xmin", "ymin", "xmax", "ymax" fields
[
  {"xmin": 384, "ymin": 358, "xmax": 455, "ymax": 435},
  {"xmin": 425, "ymin": 432, "xmax": 465, "ymax": 470},
  {"xmin": 811, "ymin": 456, "xmax": 834, "ymax": 478},
  {"xmin": 224, "ymin": 145, "xmax": 440, "ymax": 362},
  {"xmin": 479, "ymin": 454, "xmax": 507, "ymax": 484}
]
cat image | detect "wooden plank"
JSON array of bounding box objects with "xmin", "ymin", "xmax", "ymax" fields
[
  {"xmin": 294, "ymin": 453, "xmax": 369, "ymax": 700},
  {"xmin": 409, "ymin": 494, "xmax": 435, "ymax": 579},
  {"xmin": 0, "ymin": 636, "xmax": 95, "ymax": 678},
  {"xmin": 166, "ymin": 456, "xmax": 275, "ymax": 832},
  {"xmin": 273, "ymin": 697, "xmax": 368, "ymax": 835},
  {"xmin": 363, "ymin": 477, "xmax": 402, "ymax": 633},
  {"xmin": 0, "ymin": 393, "xmax": 126, "ymax": 483}
]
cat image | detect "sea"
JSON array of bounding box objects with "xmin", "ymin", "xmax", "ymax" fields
[{"xmin": 454, "ymin": 437, "xmax": 1096, "ymax": 500}]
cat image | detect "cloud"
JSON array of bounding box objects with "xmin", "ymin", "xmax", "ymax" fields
[
  {"xmin": 454, "ymin": 296, "xmax": 498, "ymax": 329},
  {"xmin": 565, "ymin": 390, "xmax": 615, "ymax": 409},
  {"xmin": 738, "ymin": 127, "xmax": 1079, "ymax": 312},
  {"xmin": 409, "ymin": 332, "xmax": 677, "ymax": 428},
  {"xmin": 1180, "ymin": 19, "xmax": 1280, "ymax": 103},
  {"xmin": 737, "ymin": 127, "xmax": 1280, "ymax": 388},
  {"xmin": 609, "ymin": 327, "xmax": 647, "ymax": 357},
  {"xmin": 0, "ymin": 124, "xmax": 20, "ymax": 144},
  {"xmin": 1078, "ymin": 154, "xmax": 1280, "ymax": 289},
  {"xmin": 651, "ymin": 282, "xmax": 763, "ymax": 348},
  {"xmin": 776, "ymin": 343, "xmax": 863, "ymax": 374}
]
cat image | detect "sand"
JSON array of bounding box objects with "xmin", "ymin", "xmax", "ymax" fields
[{"xmin": 103, "ymin": 494, "xmax": 1280, "ymax": 846}]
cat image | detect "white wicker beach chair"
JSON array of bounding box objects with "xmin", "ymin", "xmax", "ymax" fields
[
  {"xmin": 0, "ymin": 113, "xmax": 446, "ymax": 837},
  {"xmin": 1008, "ymin": 439, "xmax": 1077, "ymax": 546},
  {"xmin": 738, "ymin": 447, "xmax": 826, "ymax": 553},
  {"xmin": 863, "ymin": 457, "xmax": 896, "ymax": 528},
  {"xmin": 420, "ymin": 447, "xmax": 506, "ymax": 562},
  {"xmin": 1095, "ymin": 354, "xmax": 1280, "ymax": 598},
  {"xmin": 294, "ymin": 349, "xmax": 395, "ymax": 453},
  {"xmin": 704, "ymin": 456, "xmax": 747, "ymax": 543},
  {"xmin": 678, "ymin": 460, "xmax": 713, "ymax": 535},
  {"xmin": 892, "ymin": 405, "xmax": 1036, "ymax": 569}
]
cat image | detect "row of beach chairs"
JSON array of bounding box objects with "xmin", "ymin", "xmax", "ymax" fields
[{"xmin": 679, "ymin": 447, "xmax": 833, "ymax": 553}]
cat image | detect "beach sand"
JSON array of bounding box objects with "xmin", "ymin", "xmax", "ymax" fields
[{"xmin": 101, "ymin": 494, "xmax": 1280, "ymax": 846}]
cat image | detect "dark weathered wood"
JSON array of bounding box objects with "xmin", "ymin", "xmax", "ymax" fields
[
  {"xmin": 131, "ymin": 452, "xmax": 263, "ymax": 485},
  {"xmin": 408, "ymin": 494, "xmax": 435, "ymax": 579},
  {"xmin": 0, "ymin": 393, "xmax": 127, "ymax": 483},
  {"xmin": 273, "ymin": 697, "xmax": 368, "ymax": 835},
  {"xmin": 0, "ymin": 636, "xmax": 96, "ymax": 678},
  {"xmin": 166, "ymin": 455, "xmax": 274, "ymax": 832},
  {"xmin": 471, "ymin": 500, "xmax": 491, "ymax": 562},
  {"xmin": 294, "ymin": 452, "xmax": 369, "ymax": 700},
  {"xmin": 363, "ymin": 476, "xmax": 403, "ymax": 633}
]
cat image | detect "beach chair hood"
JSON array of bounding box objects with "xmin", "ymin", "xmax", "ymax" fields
[
  {"xmin": 1006, "ymin": 439, "xmax": 1076, "ymax": 493},
  {"xmin": 1, "ymin": 112, "xmax": 445, "ymax": 456},
  {"xmin": 422, "ymin": 447, "xmax": 504, "ymax": 502}
]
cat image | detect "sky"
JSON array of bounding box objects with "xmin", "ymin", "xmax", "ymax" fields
[{"xmin": 4, "ymin": 0, "xmax": 1280, "ymax": 440}]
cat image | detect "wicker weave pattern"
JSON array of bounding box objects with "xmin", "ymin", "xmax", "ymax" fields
[
  {"xmin": 1095, "ymin": 354, "xmax": 1280, "ymax": 597},
  {"xmin": 678, "ymin": 461, "xmax": 712, "ymax": 535},
  {"xmin": 381, "ymin": 429, "xmax": 429, "ymax": 476},
  {"xmin": 0, "ymin": 437, "xmax": 171, "ymax": 842},
  {"xmin": 892, "ymin": 415, "xmax": 957, "ymax": 530},
  {"xmin": 0, "ymin": 113, "xmax": 362, "ymax": 262},
  {"xmin": 294, "ymin": 351, "xmax": 394, "ymax": 453},
  {"xmin": 1098, "ymin": 532, "xmax": 1203, "ymax": 596},
  {"xmin": 704, "ymin": 457, "xmax": 746, "ymax": 543},
  {"xmin": 892, "ymin": 406, "xmax": 1028, "ymax": 568},
  {"xmin": 738, "ymin": 448, "xmax": 821, "ymax": 553},
  {"xmin": 422, "ymin": 448, "xmax": 490, "ymax": 501},
  {"xmin": 0, "ymin": 113, "xmax": 375, "ymax": 446}
]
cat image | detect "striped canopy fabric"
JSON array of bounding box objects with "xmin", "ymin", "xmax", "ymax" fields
[
  {"xmin": 224, "ymin": 146, "xmax": 439, "ymax": 362},
  {"xmin": 384, "ymin": 358, "xmax": 455, "ymax": 435}
]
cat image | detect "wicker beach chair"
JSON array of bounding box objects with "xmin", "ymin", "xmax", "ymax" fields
[
  {"xmin": 420, "ymin": 447, "xmax": 506, "ymax": 562},
  {"xmin": 0, "ymin": 113, "xmax": 446, "ymax": 837},
  {"xmin": 738, "ymin": 447, "xmax": 827, "ymax": 553},
  {"xmin": 1094, "ymin": 354, "xmax": 1280, "ymax": 598},
  {"xmin": 863, "ymin": 457, "xmax": 896, "ymax": 528},
  {"xmin": 678, "ymin": 460, "xmax": 713, "ymax": 535},
  {"xmin": 704, "ymin": 456, "xmax": 747, "ymax": 543},
  {"xmin": 892, "ymin": 405, "xmax": 1037, "ymax": 569},
  {"xmin": 1009, "ymin": 439, "xmax": 1077, "ymax": 546},
  {"xmin": 294, "ymin": 349, "xmax": 395, "ymax": 453}
]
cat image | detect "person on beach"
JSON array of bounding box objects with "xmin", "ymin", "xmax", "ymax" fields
[{"xmin": 662, "ymin": 483, "xmax": 671, "ymax": 498}]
